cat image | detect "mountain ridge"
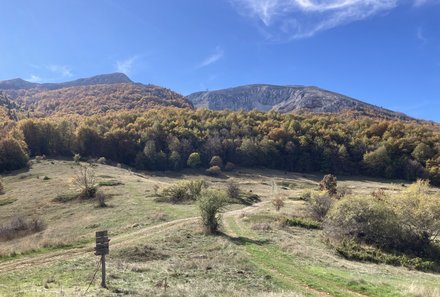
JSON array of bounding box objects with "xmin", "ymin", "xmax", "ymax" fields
[{"xmin": 187, "ymin": 84, "xmax": 411, "ymax": 120}]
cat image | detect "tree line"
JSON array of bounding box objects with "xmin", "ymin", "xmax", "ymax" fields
[{"xmin": 1, "ymin": 108, "xmax": 439, "ymax": 185}]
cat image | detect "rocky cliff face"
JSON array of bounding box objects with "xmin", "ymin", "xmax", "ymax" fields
[{"xmin": 187, "ymin": 84, "xmax": 409, "ymax": 119}]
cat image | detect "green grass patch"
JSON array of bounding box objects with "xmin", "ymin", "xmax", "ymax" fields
[{"xmin": 0, "ymin": 198, "xmax": 17, "ymax": 206}]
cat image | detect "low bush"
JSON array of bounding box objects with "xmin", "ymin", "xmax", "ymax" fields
[
  {"xmin": 335, "ymin": 240, "xmax": 439, "ymax": 272},
  {"xmin": 280, "ymin": 217, "xmax": 321, "ymax": 229},
  {"xmin": 226, "ymin": 181, "xmax": 240, "ymax": 199},
  {"xmin": 206, "ymin": 165, "xmax": 222, "ymax": 176},
  {"xmin": 0, "ymin": 216, "xmax": 46, "ymax": 241},
  {"xmin": 224, "ymin": 162, "xmax": 235, "ymax": 171},
  {"xmin": 97, "ymin": 157, "xmax": 107, "ymax": 164},
  {"xmin": 271, "ymin": 196, "xmax": 284, "ymax": 211},
  {"xmin": 96, "ymin": 191, "xmax": 107, "ymax": 207},
  {"xmin": 157, "ymin": 180, "xmax": 207, "ymax": 203},
  {"xmin": 308, "ymin": 193, "xmax": 334, "ymax": 221},
  {"xmin": 53, "ymin": 193, "xmax": 78, "ymax": 203}
]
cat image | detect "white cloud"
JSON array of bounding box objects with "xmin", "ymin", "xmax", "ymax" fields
[
  {"xmin": 197, "ymin": 47, "xmax": 224, "ymax": 69},
  {"xmin": 230, "ymin": 0, "xmax": 436, "ymax": 40},
  {"xmin": 116, "ymin": 56, "xmax": 137, "ymax": 75},
  {"xmin": 47, "ymin": 65, "xmax": 73, "ymax": 77},
  {"xmin": 26, "ymin": 75, "xmax": 43, "ymax": 83}
]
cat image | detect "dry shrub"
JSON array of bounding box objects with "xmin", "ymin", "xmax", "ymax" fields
[
  {"xmin": 308, "ymin": 193, "xmax": 334, "ymax": 221},
  {"xmin": 271, "ymin": 196, "xmax": 285, "ymax": 211},
  {"xmin": 96, "ymin": 191, "xmax": 107, "ymax": 207},
  {"xmin": 251, "ymin": 223, "xmax": 272, "ymax": 231},
  {"xmin": 319, "ymin": 174, "xmax": 337, "ymax": 196},
  {"xmin": 159, "ymin": 180, "xmax": 207, "ymax": 203},
  {"xmin": 226, "ymin": 181, "xmax": 240, "ymax": 199},
  {"xmin": 0, "ymin": 216, "xmax": 46, "ymax": 241},
  {"xmin": 72, "ymin": 164, "xmax": 97, "ymax": 199}
]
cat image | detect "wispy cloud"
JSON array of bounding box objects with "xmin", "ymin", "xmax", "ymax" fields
[
  {"xmin": 230, "ymin": 0, "xmax": 437, "ymax": 40},
  {"xmin": 26, "ymin": 75, "xmax": 43, "ymax": 83},
  {"xmin": 47, "ymin": 65, "xmax": 73, "ymax": 77},
  {"xmin": 116, "ymin": 56, "xmax": 137, "ymax": 75},
  {"xmin": 416, "ymin": 25, "xmax": 427, "ymax": 44},
  {"xmin": 197, "ymin": 47, "xmax": 224, "ymax": 69}
]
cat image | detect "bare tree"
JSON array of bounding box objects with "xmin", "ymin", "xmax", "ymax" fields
[{"xmin": 72, "ymin": 164, "xmax": 96, "ymax": 199}]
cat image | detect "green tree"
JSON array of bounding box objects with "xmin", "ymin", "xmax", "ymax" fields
[{"xmin": 187, "ymin": 152, "xmax": 201, "ymax": 168}]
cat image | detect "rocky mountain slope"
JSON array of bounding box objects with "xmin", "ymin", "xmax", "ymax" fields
[
  {"xmin": 0, "ymin": 73, "xmax": 192, "ymax": 116},
  {"xmin": 187, "ymin": 84, "xmax": 410, "ymax": 120}
]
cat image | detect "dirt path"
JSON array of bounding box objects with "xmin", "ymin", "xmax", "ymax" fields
[{"xmin": 0, "ymin": 201, "xmax": 267, "ymax": 274}]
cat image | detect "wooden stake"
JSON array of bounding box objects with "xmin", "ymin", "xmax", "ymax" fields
[{"xmin": 101, "ymin": 254, "xmax": 106, "ymax": 288}]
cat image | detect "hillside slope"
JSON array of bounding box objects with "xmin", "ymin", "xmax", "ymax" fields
[
  {"xmin": 188, "ymin": 84, "xmax": 410, "ymax": 120},
  {"xmin": 0, "ymin": 73, "xmax": 192, "ymax": 116}
]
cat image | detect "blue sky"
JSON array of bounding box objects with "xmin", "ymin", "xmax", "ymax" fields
[{"xmin": 0, "ymin": 0, "xmax": 439, "ymax": 121}]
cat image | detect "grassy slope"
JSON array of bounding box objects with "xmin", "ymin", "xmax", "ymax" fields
[{"xmin": 0, "ymin": 160, "xmax": 439, "ymax": 296}]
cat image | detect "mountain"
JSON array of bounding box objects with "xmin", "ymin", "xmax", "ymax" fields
[
  {"xmin": 187, "ymin": 84, "xmax": 410, "ymax": 120},
  {"xmin": 0, "ymin": 73, "xmax": 132, "ymax": 90},
  {"xmin": 0, "ymin": 73, "xmax": 192, "ymax": 116}
]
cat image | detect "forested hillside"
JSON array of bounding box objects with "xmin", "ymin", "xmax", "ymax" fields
[
  {"xmin": 1, "ymin": 83, "xmax": 192, "ymax": 116},
  {"xmin": 1, "ymin": 108, "xmax": 439, "ymax": 185}
]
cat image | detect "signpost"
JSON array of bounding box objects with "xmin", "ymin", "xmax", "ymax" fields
[{"xmin": 95, "ymin": 231, "xmax": 110, "ymax": 288}]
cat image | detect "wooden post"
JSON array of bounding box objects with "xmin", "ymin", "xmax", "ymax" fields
[
  {"xmin": 101, "ymin": 254, "xmax": 106, "ymax": 288},
  {"xmin": 95, "ymin": 230, "xmax": 110, "ymax": 289}
]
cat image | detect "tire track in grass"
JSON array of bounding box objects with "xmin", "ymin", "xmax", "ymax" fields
[{"xmin": 224, "ymin": 216, "xmax": 372, "ymax": 297}]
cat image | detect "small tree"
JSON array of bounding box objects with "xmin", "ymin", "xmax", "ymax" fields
[
  {"xmin": 198, "ymin": 189, "xmax": 228, "ymax": 234},
  {"xmin": 187, "ymin": 152, "xmax": 201, "ymax": 168},
  {"xmin": 209, "ymin": 156, "xmax": 223, "ymax": 168},
  {"xmin": 272, "ymin": 196, "xmax": 285, "ymax": 211},
  {"xmin": 319, "ymin": 174, "xmax": 337, "ymax": 197},
  {"xmin": 72, "ymin": 164, "xmax": 96, "ymax": 199}
]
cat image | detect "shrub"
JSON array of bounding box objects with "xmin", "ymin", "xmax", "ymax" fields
[
  {"xmin": 96, "ymin": 191, "xmax": 107, "ymax": 208},
  {"xmin": 53, "ymin": 193, "xmax": 78, "ymax": 203},
  {"xmin": 72, "ymin": 164, "xmax": 97, "ymax": 199},
  {"xmin": 73, "ymin": 153, "xmax": 81, "ymax": 164},
  {"xmin": 198, "ymin": 189, "xmax": 228, "ymax": 234},
  {"xmin": 158, "ymin": 180, "xmax": 207, "ymax": 203},
  {"xmin": 206, "ymin": 166, "xmax": 222, "ymax": 176},
  {"xmin": 393, "ymin": 180, "xmax": 440, "ymax": 246},
  {"xmin": 325, "ymin": 195, "xmax": 402, "ymax": 249},
  {"xmin": 209, "ymin": 156, "xmax": 223, "ymax": 168},
  {"xmin": 319, "ymin": 174, "xmax": 337, "ymax": 196},
  {"xmin": 0, "ymin": 216, "xmax": 46, "ymax": 241},
  {"xmin": 224, "ymin": 162, "xmax": 235, "ymax": 172},
  {"xmin": 226, "ymin": 181, "xmax": 240, "ymax": 199},
  {"xmin": 97, "ymin": 157, "xmax": 106, "ymax": 164},
  {"xmin": 280, "ymin": 217, "xmax": 321, "ymax": 229},
  {"xmin": 271, "ymin": 196, "xmax": 285, "ymax": 211},
  {"xmin": 187, "ymin": 152, "xmax": 201, "ymax": 168},
  {"xmin": 0, "ymin": 179, "xmax": 4, "ymax": 194},
  {"xmin": 308, "ymin": 193, "xmax": 334, "ymax": 221}
]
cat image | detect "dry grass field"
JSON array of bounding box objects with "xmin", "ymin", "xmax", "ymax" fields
[{"xmin": 0, "ymin": 159, "xmax": 439, "ymax": 296}]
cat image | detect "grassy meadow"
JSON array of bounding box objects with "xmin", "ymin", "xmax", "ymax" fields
[{"xmin": 0, "ymin": 159, "xmax": 439, "ymax": 296}]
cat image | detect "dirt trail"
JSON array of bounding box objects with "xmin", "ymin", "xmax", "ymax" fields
[{"xmin": 0, "ymin": 201, "xmax": 267, "ymax": 274}]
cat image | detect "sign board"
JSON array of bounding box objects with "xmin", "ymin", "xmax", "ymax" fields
[{"xmin": 95, "ymin": 230, "xmax": 110, "ymax": 255}]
